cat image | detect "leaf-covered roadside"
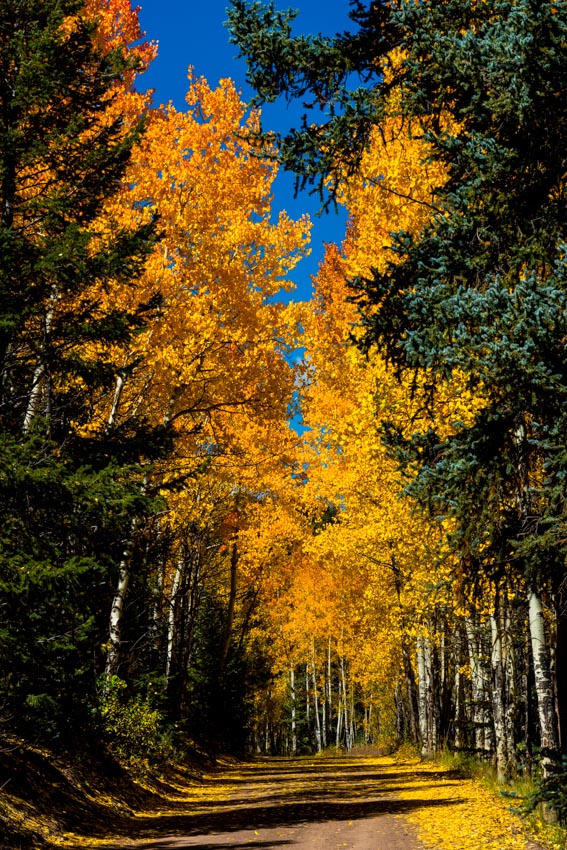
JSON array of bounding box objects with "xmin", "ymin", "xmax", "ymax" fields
[{"xmin": 0, "ymin": 750, "xmax": 554, "ymax": 850}]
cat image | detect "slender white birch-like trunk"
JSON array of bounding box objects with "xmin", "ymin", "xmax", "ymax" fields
[
  {"xmin": 290, "ymin": 665, "xmax": 297, "ymax": 756},
  {"xmin": 528, "ymin": 589, "xmax": 560, "ymax": 778},
  {"xmin": 490, "ymin": 607, "xmax": 510, "ymax": 782},
  {"xmin": 349, "ymin": 683, "xmax": 356, "ymax": 749},
  {"xmin": 312, "ymin": 638, "xmax": 322, "ymax": 752},
  {"xmin": 417, "ymin": 635, "xmax": 437, "ymax": 756},
  {"xmin": 107, "ymin": 373, "xmax": 125, "ymax": 431},
  {"xmin": 327, "ymin": 637, "xmax": 332, "ymax": 724},
  {"xmin": 454, "ymin": 626, "xmax": 464, "ymax": 750},
  {"xmin": 417, "ymin": 636, "xmax": 428, "ymax": 755},
  {"xmin": 165, "ymin": 553, "xmax": 182, "ymax": 680},
  {"xmin": 104, "ymin": 519, "xmax": 138, "ymax": 685},
  {"xmin": 23, "ymin": 289, "xmax": 57, "ymax": 433},
  {"xmin": 335, "ymin": 698, "xmax": 343, "ymax": 749},
  {"xmin": 340, "ymin": 654, "xmax": 352, "ymax": 750},
  {"xmin": 503, "ymin": 606, "xmax": 517, "ymax": 774},
  {"xmin": 465, "ymin": 617, "xmax": 492, "ymax": 754}
]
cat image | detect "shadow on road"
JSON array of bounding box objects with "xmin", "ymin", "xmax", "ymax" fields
[
  {"xmin": 98, "ymin": 757, "xmax": 465, "ymax": 848},
  {"xmin": 136, "ymin": 843, "xmax": 293, "ymax": 850}
]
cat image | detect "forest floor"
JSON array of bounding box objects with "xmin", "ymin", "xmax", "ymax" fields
[{"xmin": 0, "ymin": 745, "xmax": 558, "ymax": 850}]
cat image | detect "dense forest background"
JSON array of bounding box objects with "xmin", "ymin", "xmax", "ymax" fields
[{"xmin": 4, "ymin": 0, "xmax": 567, "ymax": 821}]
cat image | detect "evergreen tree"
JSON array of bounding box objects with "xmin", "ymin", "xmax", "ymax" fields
[
  {"xmin": 0, "ymin": 0, "xmax": 163, "ymax": 741},
  {"xmin": 227, "ymin": 0, "xmax": 398, "ymax": 201}
]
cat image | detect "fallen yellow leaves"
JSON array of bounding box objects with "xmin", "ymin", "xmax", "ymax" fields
[
  {"xmin": 384, "ymin": 755, "xmax": 534, "ymax": 850},
  {"xmin": 25, "ymin": 752, "xmax": 550, "ymax": 850}
]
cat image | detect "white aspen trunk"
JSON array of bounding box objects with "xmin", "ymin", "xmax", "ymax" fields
[
  {"xmin": 440, "ymin": 623, "xmax": 446, "ymax": 691},
  {"xmin": 418, "ymin": 635, "xmax": 436, "ymax": 756},
  {"xmin": 350, "ymin": 683, "xmax": 356, "ymax": 749},
  {"xmin": 104, "ymin": 518, "xmax": 138, "ymax": 685},
  {"xmin": 290, "ymin": 666, "xmax": 297, "ymax": 756},
  {"xmin": 490, "ymin": 609, "xmax": 509, "ymax": 781},
  {"xmin": 465, "ymin": 617, "xmax": 491, "ymax": 754},
  {"xmin": 327, "ymin": 637, "xmax": 332, "ymax": 722},
  {"xmin": 417, "ymin": 636, "xmax": 428, "ymax": 755},
  {"xmin": 335, "ymin": 695, "xmax": 343, "ymax": 749},
  {"xmin": 335, "ymin": 655, "xmax": 343, "ymax": 750},
  {"xmin": 340, "ymin": 654, "xmax": 352, "ymax": 751},
  {"xmin": 305, "ymin": 663, "xmax": 310, "ymax": 726},
  {"xmin": 312, "ymin": 639, "xmax": 322, "ymax": 752},
  {"xmin": 400, "ymin": 633, "xmax": 421, "ymax": 745},
  {"xmin": 165, "ymin": 554, "xmax": 182, "ymax": 680},
  {"xmin": 23, "ymin": 361, "xmax": 46, "ymax": 432},
  {"xmin": 454, "ymin": 664, "xmax": 463, "ymax": 750},
  {"xmin": 454, "ymin": 626, "xmax": 463, "ymax": 750},
  {"xmin": 528, "ymin": 589, "xmax": 560, "ymax": 779},
  {"xmin": 103, "ymin": 469, "xmax": 148, "ymax": 690},
  {"xmin": 23, "ymin": 290, "xmax": 57, "ymax": 433},
  {"xmin": 424, "ymin": 636, "xmax": 435, "ymax": 756},
  {"xmin": 503, "ymin": 606, "xmax": 517, "ymax": 775},
  {"xmin": 107, "ymin": 373, "xmax": 125, "ymax": 431}
]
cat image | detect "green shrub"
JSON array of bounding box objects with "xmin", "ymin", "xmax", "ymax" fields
[{"xmin": 98, "ymin": 676, "xmax": 173, "ymax": 765}]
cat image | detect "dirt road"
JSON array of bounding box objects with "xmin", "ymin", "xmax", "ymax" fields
[
  {"xmin": 98, "ymin": 754, "xmax": 548, "ymax": 850},
  {"xmin": 122, "ymin": 757, "xmax": 441, "ymax": 850}
]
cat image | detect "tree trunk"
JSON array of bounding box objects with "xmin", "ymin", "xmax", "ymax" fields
[
  {"xmin": 327, "ymin": 637, "xmax": 332, "ymax": 735},
  {"xmin": 465, "ymin": 616, "xmax": 492, "ymax": 755},
  {"xmin": 453, "ymin": 625, "xmax": 465, "ymax": 750},
  {"xmin": 305, "ymin": 663, "xmax": 310, "ymax": 727},
  {"xmin": 165, "ymin": 554, "xmax": 182, "ymax": 681},
  {"xmin": 528, "ymin": 589, "xmax": 560, "ymax": 777},
  {"xmin": 312, "ymin": 638, "xmax": 322, "ymax": 752},
  {"xmin": 23, "ymin": 289, "xmax": 57, "ymax": 433},
  {"xmin": 503, "ymin": 603, "xmax": 517, "ymax": 775},
  {"xmin": 490, "ymin": 605, "xmax": 510, "ymax": 782},
  {"xmin": 290, "ymin": 665, "xmax": 297, "ymax": 756},
  {"xmin": 418, "ymin": 634, "xmax": 437, "ymax": 757},
  {"xmin": 340, "ymin": 654, "xmax": 353, "ymax": 750},
  {"xmin": 104, "ymin": 519, "xmax": 138, "ymax": 685},
  {"xmin": 106, "ymin": 372, "xmax": 125, "ymax": 431},
  {"xmin": 335, "ymin": 657, "xmax": 343, "ymax": 749},
  {"xmin": 401, "ymin": 632, "xmax": 421, "ymax": 745}
]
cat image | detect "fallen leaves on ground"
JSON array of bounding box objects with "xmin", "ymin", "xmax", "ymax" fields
[{"xmin": 382, "ymin": 755, "xmax": 543, "ymax": 850}]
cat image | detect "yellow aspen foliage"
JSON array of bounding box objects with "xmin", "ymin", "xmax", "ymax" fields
[
  {"xmin": 254, "ymin": 112, "xmax": 471, "ymax": 738},
  {"xmin": 48, "ymin": 4, "xmax": 312, "ymax": 704},
  {"xmin": 76, "ymin": 73, "xmax": 310, "ymax": 483},
  {"xmin": 84, "ymin": 0, "xmax": 157, "ymax": 72}
]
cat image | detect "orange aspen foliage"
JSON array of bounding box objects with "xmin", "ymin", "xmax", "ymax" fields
[
  {"xmin": 78, "ymin": 73, "xmax": 310, "ymax": 482},
  {"xmin": 246, "ymin": 111, "xmax": 470, "ymax": 742}
]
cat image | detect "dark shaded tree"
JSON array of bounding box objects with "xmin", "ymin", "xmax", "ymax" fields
[{"xmin": 0, "ymin": 0, "xmax": 164, "ymax": 742}]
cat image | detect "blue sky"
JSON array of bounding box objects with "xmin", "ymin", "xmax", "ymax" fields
[{"xmin": 136, "ymin": 0, "xmax": 353, "ymax": 301}]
